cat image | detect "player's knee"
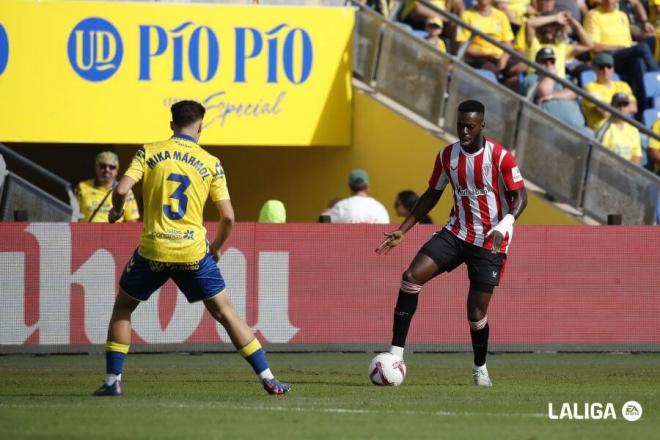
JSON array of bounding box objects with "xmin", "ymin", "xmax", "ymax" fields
[
  {"xmin": 400, "ymin": 277, "xmax": 422, "ymax": 295},
  {"xmin": 402, "ymin": 270, "xmax": 424, "ymax": 288},
  {"xmin": 468, "ymin": 315, "xmax": 488, "ymax": 330}
]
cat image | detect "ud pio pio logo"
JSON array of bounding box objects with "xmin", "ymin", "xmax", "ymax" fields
[{"xmin": 68, "ymin": 17, "xmax": 123, "ymax": 81}]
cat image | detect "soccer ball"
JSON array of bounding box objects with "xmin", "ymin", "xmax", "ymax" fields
[{"xmin": 368, "ymin": 353, "xmax": 406, "ymax": 386}]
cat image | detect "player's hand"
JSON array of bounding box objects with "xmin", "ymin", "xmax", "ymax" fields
[
  {"xmin": 108, "ymin": 208, "xmax": 123, "ymax": 224},
  {"xmin": 209, "ymin": 240, "xmax": 222, "ymax": 262},
  {"xmin": 486, "ymin": 230, "xmax": 504, "ymax": 254},
  {"xmin": 376, "ymin": 230, "xmax": 404, "ymax": 255}
]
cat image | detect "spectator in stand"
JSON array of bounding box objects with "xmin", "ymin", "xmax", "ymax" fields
[
  {"xmin": 525, "ymin": 10, "xmax": 592, "ymax": 78},
  {"xmin": 424, "ymin": 17, "xmax": 447, "ymax": 51},
  {"xmin": 456, "ymin": 0, "xmax": 523, "ymax": 81},
  {"xmin": 597, "ymin": 93, "xmax": 643, "ymax": 165},
  {"xmin": 651, "ymin": 0, "xmax": 660, "ymax": 61},
  {"xmin": 581, "ymin": 52, "xmax": 638, "ymax": 130},
  {"xmin": 496, "ymin": 0, "xmax": 535, "ymax": 32},
  {"xmin": 321, "ymin": 169, "xmax": 390, "ymax": 224},
  {"xmin": 523, "ymin": 48, "xmax": 592, "ymax": 132},
  {"xmin": 648, "ymin": 119, "xmax": 660, "ymax": 174},
  {"xmin": 583, "ymin": 0, "xmax": 658, "ymax": 105},
  {"xmin": 75, "ymin": 151, "xmax": 140, "ymax": 223},
  {"xmin": 395, "ymin": 190, "xmax": 433, "ymax": 224},
  {"xmin": 258, "ymin": 200, "xmax": 286, "ymax": 223}
]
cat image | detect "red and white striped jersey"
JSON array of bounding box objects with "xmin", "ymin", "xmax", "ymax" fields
[{"xmin": 428, "ymin": 138, "xmax": 525, "ymax": 253}]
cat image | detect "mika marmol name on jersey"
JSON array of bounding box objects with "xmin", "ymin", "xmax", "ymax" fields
[{"xmin": 146, "ymin": 150, "xmax": 211, "ymax": 179}]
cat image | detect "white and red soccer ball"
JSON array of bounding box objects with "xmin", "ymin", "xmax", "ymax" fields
[{"xmin": 368, "ymin": 353, "xmax": 406, "ymax": 386}]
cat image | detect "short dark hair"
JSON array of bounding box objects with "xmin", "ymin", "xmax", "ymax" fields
[
  {"xmin": 171, "ymin": 100, "xmax": 206, "ymax": 128},
  {"xmin": 397, "ymin": 190, "xmax": 419, "ymax": 212},
  {"xmin": 458, "ymin": 100, "xmax": 485, "ymax": 115}
]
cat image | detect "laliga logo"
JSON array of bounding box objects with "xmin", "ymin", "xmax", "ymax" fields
[
  {"xmin": 548, "ymin": 401, "xmax": 643, "ymax": 421},
  {"xmin": 67, "ymin": 17, "xmax": 123, "ymax": 81},
  {"xmin": 0, "ymin": 24, "xmax": 8, "ymax": 76}
]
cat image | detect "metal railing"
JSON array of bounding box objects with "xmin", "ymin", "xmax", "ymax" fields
[
  {"xmin": 0, "ymin": 144, "xmax": 80, "ymax": 222},
  {"xmin": 352, "ymin": 2, "xmax": 660, "ymax": 224}
]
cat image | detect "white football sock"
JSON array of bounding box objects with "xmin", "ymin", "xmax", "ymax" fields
[
  {"xmin": 105, "ymin": 373, "xmax": 121, "ymax": 386},
  {"xmin": 259, "ymin": 368, "xmax": 275, "ymax": 380},
  {"xmin": 389, "ymin": 346, "xmax": 404, "ymax": 358}
]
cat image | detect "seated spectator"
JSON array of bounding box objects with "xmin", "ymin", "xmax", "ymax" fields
[
  {"xmin": 514, "ymin": 0, "xmax": 579, "ymax": 52},
  {"xmin": 581, "ymin": 52, "xmax": 638, "ymax": 129},
  {"xmin": 456, "ymin": 0, "xmax": 519, "ymax": 77},
  {"xmin": 597, "ymin": 93, "xmax": 642, "ymax": 164},
  {"xmin": 583, "ymin": 0, "xmax": 658, "ymax": 105},
  {"xmin": 523, "ymin": 48, "xmax": 592, "ymax": 132},
  {"xmin": 400, "ymin": 0, "xmax": 465, "ymax": 29},
  {"xmin": 648, "ymin": 119, "xmax": 660, "ymax": 174},
  {"xmin": 321, "ymin": 169, "xmax": 390, "ymax": 224},
  {"xmin": 424, "ymin": 17, "xmax": 447, "ymax": 52},
  {"xmin": 652, "ymin": 0, "xmax": 660, "ymax": 61},
  {"xmin": 258, "ymin": 200, "xmax": 286, "ymax": 223},
  {"xmin": 496, "ymin": 0, "xmax": 535, "ymax": 31},
  {"xmin": 525, "ymin": 11, "xmax": 592, "ymax": 78},
  {"xmin": 395, "ymin": 190, "xmax": 433, "ymax": 224},
  {"xmin": 618, "ymin": 0, "xmax": 655, "ymax": 42},
  {"xmin": 75, "ymin": 151, "xmax": 140, "ymax": 223}
]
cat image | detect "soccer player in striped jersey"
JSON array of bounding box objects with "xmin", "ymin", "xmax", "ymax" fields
[
  {"xmin": 376, "ymin": 100, "xmax": 527, "ymax": 386},
  {"xmin": 92, "ymin": 100, "xmax": 289, "ymax": 396}
]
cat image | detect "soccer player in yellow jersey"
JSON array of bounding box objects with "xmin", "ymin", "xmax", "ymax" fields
[
  {"xmin": 92, "ymin": 101, "xmax": 290, "ymax": 396},
  {"xmin": 75, "ymin": 151, "xmax": 139, "ymax": 223}
]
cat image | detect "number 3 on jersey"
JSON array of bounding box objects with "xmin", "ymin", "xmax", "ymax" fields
[{"xmin": 164, "ymin": 173, "xmax": 191, "ymax": 220}]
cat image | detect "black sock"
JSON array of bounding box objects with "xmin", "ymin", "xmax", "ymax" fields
[
  {"xmin": 391, "ymin": 291, "xmax": 419, "ymax": 347},
  {"xmin": 470, "ymin": 323, "xmax": 490, "ymax": 367}
]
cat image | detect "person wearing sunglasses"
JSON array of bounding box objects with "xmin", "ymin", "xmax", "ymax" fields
[
  {"xmin": 74, "ymin": 151, "xmax": 140, "ymax": 222},
  {"xmin": 581, "ymin": 52, "xmax": 637, "ymax": 130}
]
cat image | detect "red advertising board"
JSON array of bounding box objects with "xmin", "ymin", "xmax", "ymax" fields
[{"xmin": 0, "ymin": 223, "xmax": 658, "ymax": 351}]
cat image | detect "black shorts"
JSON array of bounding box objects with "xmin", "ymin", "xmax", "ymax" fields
[{"xmin": 419, "ymin": 228, "xmax": 506, "ymax": 288}]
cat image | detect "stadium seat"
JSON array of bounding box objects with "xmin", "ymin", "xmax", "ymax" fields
[
  {"xmin": 411, "ymin": 29, "xmax": 428, "ymax": 40},
  {"xmin": 579, "ymin": 69, "xmax": 620, "ymax": 87},
  {"xmin": 475, "ymin": 69, "xmax": 498, "ymax": 83},
  {"xmin": 643, "ymin": 71, "xmax": 660, "ymax": 99},
  {"xmin": 642, "ymin": 108, "xmax": 660, "ymax": 128}
]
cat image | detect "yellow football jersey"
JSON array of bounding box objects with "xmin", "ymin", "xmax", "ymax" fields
[
  {"xmin": 649, "ymin": 119, "xmax": 660, "ymax": 173},
  {"xmin": 124, "ymin": 134, "xmax": 230, "ymax": 263},
  {"xmin": 600, "ymin": 122, "xmax": 642, "ymax": 162},
  {"xmin": 456, "ymin": 8, "xmax": 514, "ymax": 57},
  {"xmin": 75, "ymin": 179, "xmax": 139, "ymax": 223},
  {"xmin": 584, "ymin": 7, "xmax": 632, "ymax": 49},
  {"xmin": 582, "ymin": 81, "xmax": 635, "ymax": 129}
]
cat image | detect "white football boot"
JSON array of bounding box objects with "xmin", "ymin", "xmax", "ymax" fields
[{"xmin": 472, "ymin": 364, "xmax": 493, "ymax": 387}]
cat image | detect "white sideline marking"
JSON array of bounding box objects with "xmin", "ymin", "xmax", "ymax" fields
[{"xmin": 0, "ymin": 402, "xmax": 545, "ymax": 418}]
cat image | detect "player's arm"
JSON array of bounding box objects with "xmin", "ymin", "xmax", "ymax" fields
[
  {"xmin": 487, "ymin": 187, "xmax": 528, "ymax": 253},
  {"xmin": 209, "ymin": 199, "xmax": 235, "ymax": 261},
  {"xmin": 108, "ymin": 175, "xmax": 137, "ymax": 224}
]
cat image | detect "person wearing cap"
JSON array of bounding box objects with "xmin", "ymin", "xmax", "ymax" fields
[
  {"xmin": 258, "ymin": 200, "xmax": 286, "ymax": 224},
  {"xmin": 75, "ymin": 151, "xmax": 140, "ymax": 222},
  {"xmin": 581, "ymin": 52, "xmax": 637, "ymax": 130},
  {"xmin": 584, "ymin": 0, "xmax": 657, "ymax": 104},
  {"xmin": 597, "ymin": 92, "xmax": 642, "ymax": 165},
  {"xmin": 424, "ymin": 17, "xmax": 447, "ymax": 52},
  {"xmin": 523, "ymin": 47, "xmax": 591, "ymax": 132},
  {"xmin": 524, "ymin": 10, "xmax": 592, "ymax": 78},
  {"xmin": 321, "ymin": 169, "xmax": 390, "ymax": 224}
]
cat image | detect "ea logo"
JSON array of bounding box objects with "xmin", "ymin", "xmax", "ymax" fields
[
  {"xmin": 0, "ymin": 24, "xmax": 8, "ymax": 76},
  {"xmin": 68, "ymin": 17, "xmax": 123, "ymax": 81}
]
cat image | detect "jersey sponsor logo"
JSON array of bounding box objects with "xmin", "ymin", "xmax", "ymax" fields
[
  {"xmin": 151, "ymin": 229, "xmax": 196, "ymax": 241},
  {"xmin": 511, "ymin": 166, "xmax": 523, "ymax": 183},
  {"xmin": 456, "ymin": 187, "xmax": 491, "ymax": 197},
  {"xmin": 67, "ymin": 17, "xmax": 123, "ymax": 81},
  {"xmin": 0, "ymin": 24, "xmax": 9, "ymax": 76}
]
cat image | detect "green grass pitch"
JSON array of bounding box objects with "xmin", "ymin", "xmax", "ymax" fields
[{"xmin": 0, "ymin": 352, "xmax": 657, "ymax": 439}]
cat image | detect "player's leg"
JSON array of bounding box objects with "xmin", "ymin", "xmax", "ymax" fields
[
  {"xmin": 467, "ymin": 286, "xmax": 494, "ymax": 386},
  {"xmin": 92, "ymin": 251, "xmax": 166, "ymax": 396},
  {"xmin": 390, "ymin": 229, "xmax": 463, "ymax": 358},
  {"xmin": 203, "ymin": 293, "xmax": 289, "ymax": 394},
  {"xmin": 174, "ymin": 253, "xmax": 289, "ymax": 395},
  {"xmin": 465, "ymin": 248, "xmax": 506, "ymax": 387}
]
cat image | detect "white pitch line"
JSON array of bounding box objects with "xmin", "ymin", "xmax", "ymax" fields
[{"xmin": 0, "ymin": 401, "xmax": 545, "ymax": 418}]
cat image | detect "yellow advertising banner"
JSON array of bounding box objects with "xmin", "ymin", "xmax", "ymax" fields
[{"xmin": 0, "ymin": 1, "xmax": 354, "ymax": 146}]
